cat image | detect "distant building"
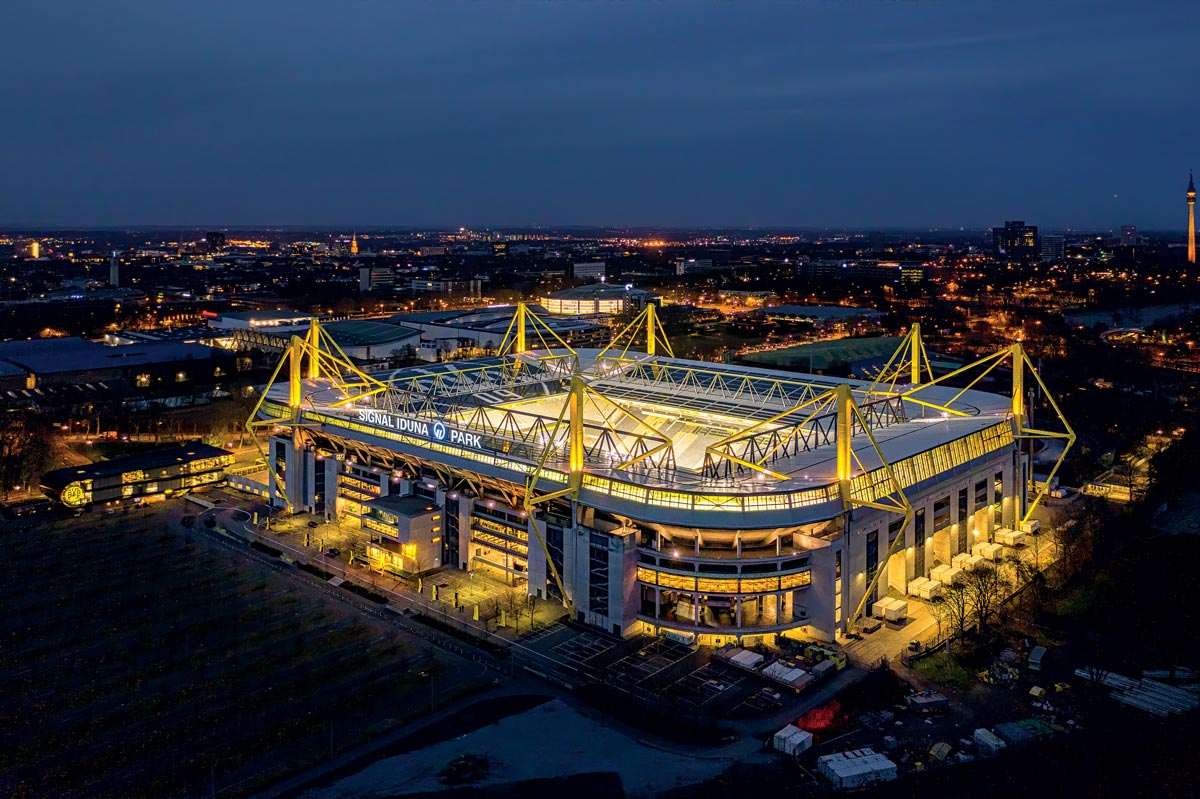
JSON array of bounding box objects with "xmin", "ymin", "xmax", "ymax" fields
[
  {"xmin": 388, "ymin": 306, "xmax": 609, "ymax": 350},
  {"xmin": 350, "ymin": 232, "xmax": 359, "ymax": 256},
  {"xmin": 205, "ymin": 231, "xmax": 226, "ymax": 252},
  {"xmin": 992, "ymin": 221, "xmax": 1038, "ymax": 259},
  {"xmin": 1040, "ymin": 235, "xmax": 1065, "ymax": 263},
  {"xmin": 675, "ymin": 258, "xmax": 713, "ymax": 275},
  {"xmin": 1120, "ymin": 225, "xmax": 1138, "ymax": 247},
  {"xmin": 409, "ymin": 278, "xmax": 482, "ymax": 297},
  {"xmin": 492, "ymin": 241, "xmax": 508, "ymax": 257},
  {"xmin": 108, "ymin": 251, "xmax": 121, "ymax": 287},
  {"xmin": 207, "ymin": 310, "xmax": 319, "ymax": 330},
  {"xmin": 360, "ymin": 265, "xmax": 396, "ymax": 293},
  {"xmin": 0, "ymin": 337, "xmax": 233, "ymax": 391},
  {"xmin": 13, "ymin": 238, "xmax": 41, "ymax": 259},
  {"xmin": 572, "ymin": 261, "xmax": 606, "ymax": 281},
  {"xmin": 543, "ymin": 283, "xmax": 654, "ymax": 316},
  {"xmin": 795, "ymin": 260, "xmax": 922, "ymax": 283},
  {"xmin": 416, "ymin": 245, "xmax": 448, "ymax": 257}
]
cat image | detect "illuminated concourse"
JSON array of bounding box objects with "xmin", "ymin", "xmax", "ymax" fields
[{"xmin": 248, "ymin": 308, "xmax": 1072, "ymax": 645}]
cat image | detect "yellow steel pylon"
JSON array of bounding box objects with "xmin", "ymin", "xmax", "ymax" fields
[{"xmin": 596, "ymin": 303, "xmax": 674, "ymax": 361}]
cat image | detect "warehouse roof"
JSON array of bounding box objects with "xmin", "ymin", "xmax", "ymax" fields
[
  {"xmin": 322, "ymin": 320, "xmax": 421, "ymax": 347},
  {"xmin": 0, "ymin": 338, "xmax": 216, "ymax": 376}
]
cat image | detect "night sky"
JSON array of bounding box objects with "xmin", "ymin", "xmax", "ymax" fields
[{"xmin": 3, "ymin": 1, "xmax": 1197, "ymax": 230}]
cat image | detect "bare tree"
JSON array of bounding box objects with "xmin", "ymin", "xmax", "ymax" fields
[
  {"xmin": 963, "ymin": 563, "xmax": 1008, "ymax": 634},
  {"xmin": 937, "ymin": 579, "xmax": 973, "ymax": 643},
  {"xmin": 503, "ymin": 585, "xmax": 529, "ymax": 632}
]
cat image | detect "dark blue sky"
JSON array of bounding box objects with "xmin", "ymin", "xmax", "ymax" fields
[{"xmin": 3, "ymin": 1, "xmax": 1197, "ymax": 230}]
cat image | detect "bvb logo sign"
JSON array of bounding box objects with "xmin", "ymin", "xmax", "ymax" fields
[{"xmin": 62, "ymin": 484, "xmax": 87, "ymax": 507}]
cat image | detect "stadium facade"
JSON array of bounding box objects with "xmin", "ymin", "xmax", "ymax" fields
[{"xmin": 249, "ymin": 309, "xmax": 1073, "ymax": 645}]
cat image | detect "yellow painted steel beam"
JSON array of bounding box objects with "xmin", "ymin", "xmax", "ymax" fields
[
  {"xmin": 836, "ymin": 383, "xmax": 853, "ymax": 503},
  {"xmin": 1012, "ymin": 346, "xmax": 1076, "ymax": 523},
  {"xmin": 568, "ymin": 375, "xmax": 585, "ymax": 480},
  {"xmin": 843, "ymin": 393, "xmax": 915, "ymax": 632},
  {"xmin": 521, "ymin": 386, "xmax": 575, "ymax": 611},
  {"xmin": 868, "ymin": 323, "xmax": 935, "ymax": 395},
  {"xmin": 288, "ymin": 335, "xmax": 303, "ymax": 409},
  {"xmin": 307, "ymin": 321, "xmax": 321, "ymax": 380},
  {"xmin": 517, "ymin": 303, "xmax": 527, "ymax": 353}
]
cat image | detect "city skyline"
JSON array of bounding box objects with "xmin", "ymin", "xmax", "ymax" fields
[{"xmin": 2, "ymin": 1, "xmax": 1197, "ymax": 229}]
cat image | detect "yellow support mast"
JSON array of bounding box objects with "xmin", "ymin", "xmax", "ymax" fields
[
  {"xmin": 835, "ymin": 383, "xmax": 915, "ymax": 632},
  {"xmin": 245, "ymin": 318, "xmax": 391, "ymax": 507},
  {"xmin": 888, "ymin": 341, "xmax": 1075, "ymax": 525},
  {"xmin": 867, "ymin": 323, "xmax": 935, "ymax": 396},
  {"xmin": 596, "ymin": 303, "xmax": 674, "ymax": 362}
]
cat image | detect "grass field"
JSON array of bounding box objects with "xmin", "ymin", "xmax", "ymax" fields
[
  {"xmin": 910, "ymin": 649, "xmax": 977, "ymax": 690},
  {"xmin": 0, "ymin": 506, "xmax": 467, "ymax": 798}
]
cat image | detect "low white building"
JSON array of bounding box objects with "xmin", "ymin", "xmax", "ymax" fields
[{"xmin": 817, "ymin": 748, "xmax": 898, "ymax": 789}]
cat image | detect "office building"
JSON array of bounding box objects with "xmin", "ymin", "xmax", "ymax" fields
[
  {"xmin": 1040, "ymin": 235, "xmax": 1065, "ymax": 263},
  {"xmin": 992, "ymin": 221, "xmax": 1038, "ymax": 259},
  {"xmin": 572, "ymin": 262, "xmax": 606, "ymax": 280}
]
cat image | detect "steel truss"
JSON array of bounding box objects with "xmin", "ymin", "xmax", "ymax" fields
[
  {"xmin": 369, "ymin": 354, "xmax": 575, "ymax": 418},
  {"xmin": 702, "ymin": 391, "xmax": 907, "ymax": 480},
  {"xmin": 593, "ymin": 359, "xmax": 833, "ymax": 409}
]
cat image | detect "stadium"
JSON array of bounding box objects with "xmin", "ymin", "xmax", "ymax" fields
[{"xmin": 248, "ymin": 306, "xmax": 1073, "ymax": 645}]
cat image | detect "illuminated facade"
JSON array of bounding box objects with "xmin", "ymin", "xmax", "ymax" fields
[
  {"xmin": 249, "ymin": 315, "xmax": 1072, "ymax": 645},
  {"xmin": 543, "ymin": 284, "xmax": 654, "ymax": 316},
  {"xmin": 41, "ymin": 443, "xmax": 234, "ymax": 508}
]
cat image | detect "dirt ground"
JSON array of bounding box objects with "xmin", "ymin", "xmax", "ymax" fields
[{"xmin": 0, "ymin": 503, "xmax": 481, "ymax": 798}]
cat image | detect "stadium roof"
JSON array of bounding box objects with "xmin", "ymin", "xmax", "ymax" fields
[{"xmin": 270, "ymin": 350, "xmax": 1014, "ymax": 503}]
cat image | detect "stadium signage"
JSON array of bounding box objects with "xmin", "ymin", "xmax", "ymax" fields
[{"xmin": 356, "ymin": 409, "xmax": 483, "ymax": 449}]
